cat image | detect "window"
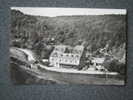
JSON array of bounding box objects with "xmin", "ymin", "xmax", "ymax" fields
[
  {"xmin": 55, "ymin": 48, "xmax": 58, "ymax": 50},
  {"xmin": 75, "ymin": 61, "xmax": 77, "ymax": 64},
  {"xmin": 76, "ymin": 55, "xmax": 79, "ymax": 57}
]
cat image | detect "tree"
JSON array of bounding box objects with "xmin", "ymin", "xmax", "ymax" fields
[{"xmin": 103, "ymin": 59, "xmax": 125, "ymax": 75}]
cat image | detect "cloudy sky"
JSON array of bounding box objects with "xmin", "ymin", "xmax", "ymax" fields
[{"xmin": 11, "ymin": 7, "xmax": 127, "ymax": 17}]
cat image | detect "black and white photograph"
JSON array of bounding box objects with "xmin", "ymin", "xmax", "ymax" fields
[{"xmin": 10, "ymin": 7, "xmax": 127, "ymax": 85}]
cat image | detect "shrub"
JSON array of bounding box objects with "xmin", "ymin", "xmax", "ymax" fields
[{"xmin": 103, "ymin": 59, "xmax": 125, "ymax": 75}]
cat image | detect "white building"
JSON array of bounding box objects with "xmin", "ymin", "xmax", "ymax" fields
[
  {"xmin": 49, "ymin": 45, "xmax": 84, "ymax": 68},
  {"xmin": 91, "ymin": 57, "xmax": 105, "ymax": 71}
]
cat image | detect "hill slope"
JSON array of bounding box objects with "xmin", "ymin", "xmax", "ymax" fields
[{"xmin": 10, "ymin": 10, "xmax": 126, "ymax": 61}]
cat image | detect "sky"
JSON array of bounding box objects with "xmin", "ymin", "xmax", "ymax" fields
[{"xmin": 11, "ymin": 7, "xmax": 127, "ymax": 17}]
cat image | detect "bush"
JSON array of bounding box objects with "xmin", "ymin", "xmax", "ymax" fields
[{"xmin": 103, "ymin": 59, "xmax": 125, "ymax": 75}]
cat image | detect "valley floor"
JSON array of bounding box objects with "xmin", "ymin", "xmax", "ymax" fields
[{"xmin": 10, "ymin": 47, "xmax": 125, "ymax": 85}]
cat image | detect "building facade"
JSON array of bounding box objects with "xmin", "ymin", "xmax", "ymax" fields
[{"xmin": 49, "ymin": 45, "xmax": 84, "ymax": 68}]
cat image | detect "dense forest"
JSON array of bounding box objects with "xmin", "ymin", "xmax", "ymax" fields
[{"xmin": 10, "ymin": 10, "xmax": 126, "ymax": 73}]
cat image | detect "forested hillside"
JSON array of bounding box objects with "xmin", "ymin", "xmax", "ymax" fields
[{"xmin": 10, "ymin": 9, "xmax": 126, "ymax": 62}]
